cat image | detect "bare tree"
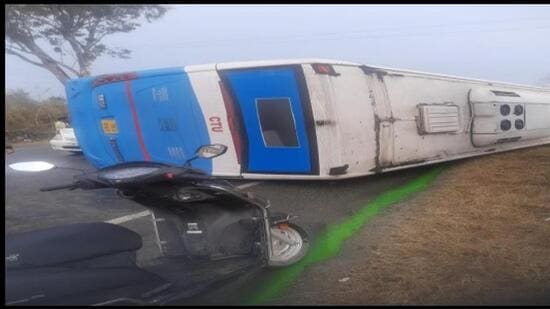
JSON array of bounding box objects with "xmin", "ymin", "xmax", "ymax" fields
[{"xmin": 5, "ymin": 4, "xmax": 168, "ymax": 85}]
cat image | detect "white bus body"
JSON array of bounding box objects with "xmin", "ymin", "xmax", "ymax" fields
[{"xmin": 67, "ymin": 59, "xmax": 550, "ymax": 179}]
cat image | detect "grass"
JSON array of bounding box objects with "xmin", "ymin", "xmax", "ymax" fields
[{"xmin": 266, "ymin": 145, "xmax": 550, "ymax": 305}]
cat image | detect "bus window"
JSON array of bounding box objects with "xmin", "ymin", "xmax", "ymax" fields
[{"xmin": 256, "ymin": 98, "xmax": 299, "ymax": 148}]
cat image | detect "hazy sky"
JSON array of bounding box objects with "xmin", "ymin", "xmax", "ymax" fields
[{"xmin": 5, "ymin": 4, "xmax": 550, "ymax": 99}]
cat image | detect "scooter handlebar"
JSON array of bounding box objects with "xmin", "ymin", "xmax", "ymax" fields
[{"xmin": 40, "ymin": 183, "xmax": 77, "ymax": 192}]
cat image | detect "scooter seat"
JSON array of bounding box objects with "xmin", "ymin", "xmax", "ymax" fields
[{"xmin": 6, "ymin": 222, "xmax": 142, "ymax": 270}]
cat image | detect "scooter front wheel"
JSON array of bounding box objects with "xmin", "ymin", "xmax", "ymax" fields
[{"xmin": 267, "ymin": 222, "xmax": 309, "ymax": 267}]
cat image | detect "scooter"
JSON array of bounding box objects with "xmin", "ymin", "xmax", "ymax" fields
[{"xmin": 6, "ymin": 144, "xmax": 309, "ymax": 306}]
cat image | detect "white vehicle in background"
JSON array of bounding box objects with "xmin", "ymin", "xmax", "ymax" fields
[{"xmin": 50, "ymin": 127, "xmax": 81, "ymax": 153}]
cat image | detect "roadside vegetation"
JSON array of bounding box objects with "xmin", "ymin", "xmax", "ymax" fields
[{"xmin": 5, "ymin": 89, "xmax": 67, "ymax": 142}]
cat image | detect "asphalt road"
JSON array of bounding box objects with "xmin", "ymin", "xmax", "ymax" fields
[{"xmin": 5, "ymin": 142, "xmax": 429, "ymax": 305}]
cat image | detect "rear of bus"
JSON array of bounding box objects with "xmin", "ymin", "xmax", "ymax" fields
[{"xmin": 65, "ymin": 67, "xmax": 214, "ymax": 173}]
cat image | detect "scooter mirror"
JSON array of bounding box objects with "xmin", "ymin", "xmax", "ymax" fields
[
  {"xmin": 9, "ymin": 161, "xmax": 56, "ymax": 172},
  {"xmin": 196, "ymin": 144, "xmax": 228, "ymax": 159}
]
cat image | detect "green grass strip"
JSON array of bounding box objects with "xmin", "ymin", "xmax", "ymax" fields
[{"xmin": 244, "ymin": 166, "xmax": 445, "ymax": 305}]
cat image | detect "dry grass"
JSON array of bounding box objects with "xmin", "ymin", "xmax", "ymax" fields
[{"xmin": 278, "ymin": 145, "xmax": 550, "ymax": 305}]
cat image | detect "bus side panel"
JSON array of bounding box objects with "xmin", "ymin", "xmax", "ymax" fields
[
  {"xmin": 222, "ymin": 67, "xmax": 313, "ymax": 174},
  {"xmin": 301, "ymin": 64, "xmax": 376, "ymax": 176},
  {"xmin": 384, "ymin": 76, "xmax": 473, "ymax": 165},
  {"xmin": 186, "ymin": 68, "xmax": 242, "ymax": 177},
  {"xmin": 377, "ymin": 73, "xmax": 550, "ymax": 168}
]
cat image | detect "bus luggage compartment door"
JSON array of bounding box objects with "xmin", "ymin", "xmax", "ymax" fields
[{"xmin": 222, "ymin": 67, "xmax": 313, "ymax": 174}]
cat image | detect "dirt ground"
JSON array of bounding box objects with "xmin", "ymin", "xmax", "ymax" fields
[{"xmin": 272, "ymin": 145, "xmax": 550, "ymax": 305}]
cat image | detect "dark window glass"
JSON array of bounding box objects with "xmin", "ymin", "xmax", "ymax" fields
[{"xmin": 256, "ymin": 98, "xmax": 299, "ymax": 147}]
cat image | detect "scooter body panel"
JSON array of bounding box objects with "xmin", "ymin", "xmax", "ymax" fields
[
  {"xmin": 6, "ymin": 264, "xmax": 168, "ymax": 305},
  {"xmin": 6, "ymin": 222, "xmax": 142, "ymax": 270}
]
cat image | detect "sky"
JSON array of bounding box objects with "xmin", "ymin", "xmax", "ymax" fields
[{"xmin": 5, "ymin": 4, "xmax": 550, "ymax": 99}]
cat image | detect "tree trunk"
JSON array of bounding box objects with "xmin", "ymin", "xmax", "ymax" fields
[
  {"xmin": 8, "ymin": 48, "xmax": 71, "ymax": 86},
  {"xmin": 27, "ymin": 42, "xmax": 71, "ymax": 85},
  {"xmin": 43, "ymin": 62, "xmax": 71, "ymax": 85}
]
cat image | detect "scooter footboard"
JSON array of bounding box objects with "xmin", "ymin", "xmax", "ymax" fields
[{"xmin": 149, "ymin": 202, "xmax": 265, "ymax": 261}]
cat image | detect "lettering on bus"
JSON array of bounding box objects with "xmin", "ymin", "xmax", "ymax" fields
[{"xmin": 209, "ymin": 116, "xmax": 224, "ymax": 132}]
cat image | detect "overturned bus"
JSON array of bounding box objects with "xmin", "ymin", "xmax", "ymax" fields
[{"xmin": 66, "ymin": 59, "xmax": 550, "ymax": 179}]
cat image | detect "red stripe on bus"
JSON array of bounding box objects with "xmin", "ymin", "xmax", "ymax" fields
[
  {"xmin": 125, "ymin": 80, "xmax": 151, "ymax": 161},
  {"xmin": 219, "ymin": 81, "xmax": 242, "ymax": 165}
]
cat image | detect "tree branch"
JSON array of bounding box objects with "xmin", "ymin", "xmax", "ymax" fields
[
  {"xmin": 56, "ymin": 60, "xmax": 80, "ymax": 76},
  {"xmin": 64, "ymin": 36, "xmax": 86, "ymax": 74},
  {"xmin": 7, "ymin": 43, "xmax": 32, "ymax": 55},
  {"xmin": 6, "ymin": 48, "xmax": 48, "ymax": 68},
  {"xmin": 89, "ymin": 31, "xmax": 110, "ymax": 48},
  {"xmin": 63, "ymin": 43, "xmax": 79, "ymax": 65},
  {"xmin": 7, "ymin": 44, "xmax": 71, "ymax": 85},
  {"xmin": 11, "ymin": 41, "xmax": 33, "ymax": 53},
  {"xmin": 85, "ymin": 18, "xmax": 102, "ymax": 50},
  {"xmin": 6, "ymin": 4, "xmax": 168, "ymax": 84},
  {"xmin": 30, "ymin": 15, "xmax": 57, "ymax": 29}
]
